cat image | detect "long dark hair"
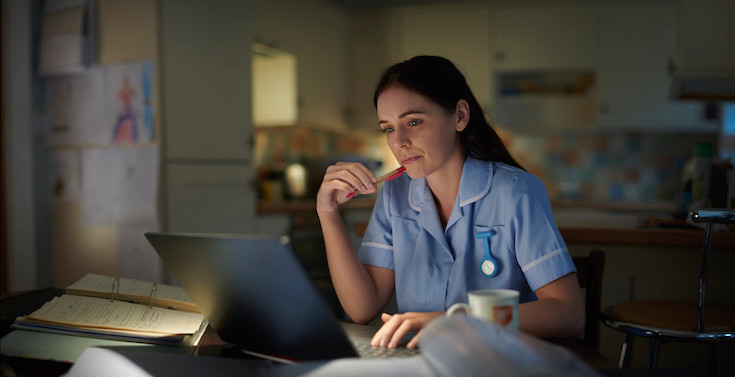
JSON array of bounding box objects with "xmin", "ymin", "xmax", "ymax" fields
[{"xmin": 374, "ymin": 55, "xmax": 523, "ymax": 170}]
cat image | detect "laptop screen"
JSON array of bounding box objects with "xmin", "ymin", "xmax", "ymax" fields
[{"xmin": 145, "ymin": 232, "xmax": 357, "ymax": 360}]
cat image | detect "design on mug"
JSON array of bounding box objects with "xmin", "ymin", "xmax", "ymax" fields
[{"xmin": 492, "ymin": 305, "xmax": 514, "ymax": 327}]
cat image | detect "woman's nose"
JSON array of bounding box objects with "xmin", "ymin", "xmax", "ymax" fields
[{"xmin": 391, "ymin": 128, "xmax": 410, "ymax": 149}]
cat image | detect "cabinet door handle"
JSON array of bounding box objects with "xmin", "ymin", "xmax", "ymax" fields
[{"xmin": 667, "ymin": 58, "xmax": 677, "ymax": 76}]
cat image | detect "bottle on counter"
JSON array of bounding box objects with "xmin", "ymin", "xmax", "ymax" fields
[
  {"xmin": 681, "ymin": 142, "xmax": 734, "ymax": 230},
  {"xmin": 690, "ymin": 142, "xmax": 713, "ymax": 209},
  {"xmin": 258, "ymin": 165, "xmax": 285, "ymax": 205},
  {"xmin": 678, "ymin": 142, "xmax": 712, "ymax": 220}
]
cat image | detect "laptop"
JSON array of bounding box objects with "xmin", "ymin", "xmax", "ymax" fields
[{"xmin": 144, "ymin": 232, "xmax": 418, "ymax": 361}]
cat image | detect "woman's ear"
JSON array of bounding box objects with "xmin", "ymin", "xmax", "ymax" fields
[{"xmin": 455, "ymin": 99, "xmax": 470, "ymax": 132}]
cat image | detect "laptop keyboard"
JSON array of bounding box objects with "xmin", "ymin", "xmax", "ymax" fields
[{"xmin": 352, "ymin": 341, "xmax": 421, "ymax": 358}]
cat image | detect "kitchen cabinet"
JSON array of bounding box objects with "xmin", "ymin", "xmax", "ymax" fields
[
  {"xmin": 253, "ymin": 0, "xmax": 349, "ymax": 131},
  {"xmin": 252, "ymin": 44, "xmax": 298, "ymax": 127},
  {"xmin": 670, "ymin": 0, "xmax": 735, "ymax": 101},
  {"xmin": 160, "ymin": 0, "xmax": 253, "ymax": 161},
  {"xmin": 494, "ymin": 5, "xmax": 596, "ymax": 71},
  {"xmin": 491, "ymin": 4, "xmax": 597, "ymax": 130},
  {"xmin": 492, "ymin": 70, "xmax": 596, "ymax": 131},
  {"xmin": 347, "ymin": 5, "xmax": 496, "ymax": 130},
  {"xmin": 166, "ymin": 164, "xmax": 256, "ymax": 233},
  {"xmin": 159, "ymin": 0, "xmax": 256, "ymax": 234},
  {"xmin": 346, "ymin": 9, "xmax": 398, "ymax": 130},
  {"xmin": 595, "ymin": 1, "xmax": 708, "ymax": 130},
  {"xmin": 396, "ymin": 6, "xmax": 495, "ymax": 112}
]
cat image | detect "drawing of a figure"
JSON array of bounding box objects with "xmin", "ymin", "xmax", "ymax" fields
[{"xmin": 112, "ymin": 77, "xmax": 138, "ymax": 142}]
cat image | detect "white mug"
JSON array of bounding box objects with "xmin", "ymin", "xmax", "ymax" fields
[{"xmin": 446, "ymin": 289, "xmax": 519, "ymax": 331}]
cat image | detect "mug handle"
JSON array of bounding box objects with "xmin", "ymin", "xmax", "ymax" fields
[{"xmin": 446, "ymin": 303, "xmax": 471, "ymax": 316}]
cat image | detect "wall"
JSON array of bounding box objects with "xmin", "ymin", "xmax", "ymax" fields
[
  {"xmin": 44, "ymin": 0, "xmax": 160, "ymax": 288},
  {"xmin": 1, "ymin": 0, "xmax": 257, "ymax": 291},
  {"xmin": 2, "ymin": 0, "xmax": 37, "ymax": 292}
]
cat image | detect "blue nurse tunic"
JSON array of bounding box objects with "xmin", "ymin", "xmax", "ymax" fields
[{"xmin": 357, "ymin": 157, "xmax": 575, "ymax": 313}]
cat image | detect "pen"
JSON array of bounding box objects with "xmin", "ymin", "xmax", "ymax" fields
[{"xmin": 346, "ymin": 166, "xmax": 406, "ymax": 199}]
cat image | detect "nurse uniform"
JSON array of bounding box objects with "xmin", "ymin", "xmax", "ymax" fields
[{"xmin": 358, "ymin": 157, "xmax": 576, "ymax": 313}]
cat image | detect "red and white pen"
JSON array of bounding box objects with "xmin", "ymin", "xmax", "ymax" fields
[{"xmin": 346, "ymin": 166, "xmax": 406, "ymax": 199}]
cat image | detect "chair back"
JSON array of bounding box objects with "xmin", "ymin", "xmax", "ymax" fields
[{"xmin": 572, "ymin": 250, "xmax": 606, "ymax": 350}]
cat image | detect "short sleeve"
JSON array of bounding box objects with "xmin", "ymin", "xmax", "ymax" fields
[
  {"xmin": 504, "ymin": 173, "xmax": 576, "ymax": 291},
  {"xmin": 357, "ymin": 185, "xmax": 395, "ymax": 270}
]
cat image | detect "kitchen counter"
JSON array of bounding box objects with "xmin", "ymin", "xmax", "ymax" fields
[
  {"xmin": 559, "ymin": 226, "xmax": 734, "ymax": 248},
  {"xmin": 553, "ymin": 207, "xmax": 734, "ymax": 248},
  {"xmin": 261, "ymin": 199, "xmax": 735, "ymax": 249}
]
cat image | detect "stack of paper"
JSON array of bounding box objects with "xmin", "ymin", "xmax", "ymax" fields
[{"xmin": 11, "ymin": 274, "xmax": 207, "ymax": 346}]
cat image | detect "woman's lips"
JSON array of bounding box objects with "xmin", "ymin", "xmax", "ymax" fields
[{"xmin": 400, "ymin": 156, "xmax": 419, "ymax": 165}]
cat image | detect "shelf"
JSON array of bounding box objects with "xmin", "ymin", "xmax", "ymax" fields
[{"xmin": 257, "ymin": 197, "xmax": 376, "ymax": 215}]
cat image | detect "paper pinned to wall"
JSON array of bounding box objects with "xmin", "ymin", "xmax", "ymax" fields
[
  {"xmin": 50, "ymin": 149, "xmax": 82, "ymax": 202},
  {"xmin": 81, "ymin": 146, "xmax": 159, "ymax": 226},
  {"xmin": 46, "ymin": 60, "xmax": 155, "ymax": 145}
]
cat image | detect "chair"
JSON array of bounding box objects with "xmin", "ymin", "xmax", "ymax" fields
[
  {"xmin": 572, "ymin": 249, "xmax": 606, "ymax": 351},
  {"xmin": 601, "ymin": 208, "xmax": 735, "ymax": 370}
]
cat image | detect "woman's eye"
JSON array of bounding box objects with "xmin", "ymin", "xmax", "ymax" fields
[
  {"xmin": 381, "ymin": 127, "xmax": 394, "ymax": 134},
  {"xmin": 408, "ymin": 119, "xmax": 421, "ymax": 126}
]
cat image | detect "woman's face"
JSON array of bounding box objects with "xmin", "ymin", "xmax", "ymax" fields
[{"xmin": 376, "ymin": 85, "xmax": 468, "ymax": 179}]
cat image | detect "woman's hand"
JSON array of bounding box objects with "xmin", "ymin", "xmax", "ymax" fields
[
  {"xmin": 316, "ymin": 162, "xmax": 377, "ymax": 216},
  {"xmin": 371, "ymin": 312, "xmax": 444, "ymax": 349}
]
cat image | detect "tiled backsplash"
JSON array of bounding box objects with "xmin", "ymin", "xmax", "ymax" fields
[
  {"xmin": 255, "ymin": 126, "xmax": 719, "ymax": 206},
  {"xmin": 510, "ymin": 131, "xmax": 718, "ymax": 204},
  {"xmin": 255, "ymin": 126, "xmax": 385, "ymax": 167}
]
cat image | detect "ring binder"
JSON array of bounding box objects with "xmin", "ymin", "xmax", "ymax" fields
[
  {"xmin": 64, "ymin": 273, "xmax": 200, "ymax": 313},
  {"xmin": 149, "ymin": 282, "xmax": 157, "ymax": 308},
  {"xmin": 110, "ymin": 276, "xmax": 120, "ymax": 302}
]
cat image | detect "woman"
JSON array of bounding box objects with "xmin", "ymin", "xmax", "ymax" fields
[{"xmin": 316, "ymin": 56, "xmax": 583, "ymax": 349}]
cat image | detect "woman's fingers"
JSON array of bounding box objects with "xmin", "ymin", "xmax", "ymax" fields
[
  {"xmin": 406, "ymin": 330, "xmax": 422, "ymax": 349},
  {"xmin": 317, "ymin": 162, "xmax": 377, "ymax": 215},
  {"xmin": 371, "ymin": 312, "xmax": 419, "ymax": 349},
  {"xmin": 388, "ymin": 319, "xmax": 416, "ymax": 348},
  {"xmin": 370, "ymin": 313, "xmax": 395, "ymax": 347},
  {"xmin": 326, "ymin": 162, "xmax": 376, "ymax": 194},
  {"xmin": 370, "ymin": 312, "xmax": 443, "ymax": 349}
]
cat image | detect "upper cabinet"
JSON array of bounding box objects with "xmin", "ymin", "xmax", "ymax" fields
[
  {"xmin": 491, "ymin": 4, "xmax": 596, "ymax": 131},
  {"xmin": 670, "ymin": 0, "xmax": 735, "ymax": 101},
  {"xmin": 160, "ymin": 0, "xmax": 253, "ymax": 160},
  {"xmin": 494, "ymin": 5, "xmax": 596, "ymax": 71},
  {"xmin": 348, "ymin": 1, "xmax": 715, "ymax": 132},
  {"xmin": 253, "ymin": 0, "xmax": 349, "ymax": 131},
  {"xmin": 595, "ymin": 1, "xmax": 708, "ymax": 130},
  {"xmin": 347, "ymin": 9, "xmax": 399, "ymax": 130},
  {"xmin": 347, "ymin": 5, "xmax": 496, "ymax": 130},
  {"xmin": 252, "ymin": 43, "xmax": 298, "ymax": 127}
]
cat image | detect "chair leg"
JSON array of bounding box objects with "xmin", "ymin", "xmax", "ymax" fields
[
  {"xmin": 645, "ymin": 337, "xmax": 661, "ymax": 369},
  {"xmin": 619, "ymin": 333, "xmax": 635, "ymax": 369}
]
